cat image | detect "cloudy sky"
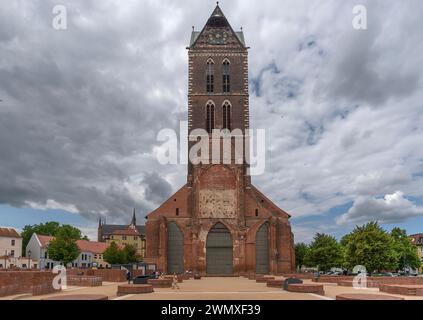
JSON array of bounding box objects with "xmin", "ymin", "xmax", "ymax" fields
[{"xmin": 0, "ymin": 0, "xmax": 422, "ymax": 242}]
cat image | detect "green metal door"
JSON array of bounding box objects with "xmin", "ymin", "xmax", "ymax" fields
[
  {"xmin": 256, "ymin": 222, "xmax": 269, "ymax": 274},
  {"xmin": 167, "ymin": 222, "xmax": 184, "ymax": 274},
  {"xmin": 206, "ymin": 223, "xmax": 233, "ymax": 275}
]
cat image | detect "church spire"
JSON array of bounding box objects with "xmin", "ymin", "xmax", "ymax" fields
[{"xmin": 131, "ymin": 208, "xmax": 137, "ymax": 226}]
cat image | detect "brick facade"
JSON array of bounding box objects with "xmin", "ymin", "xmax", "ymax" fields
[{"xmin": 145, "ymin": 5, "xmax": 295, "ymax": 275}]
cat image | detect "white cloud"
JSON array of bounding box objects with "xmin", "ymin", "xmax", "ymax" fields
[
  {"xmin": 337, "ymin": 191, "xmax": 423, "ymax": 225},
  {"xmin": 25, "ymin": 199, "xmax": 80, "ymax": 214}
]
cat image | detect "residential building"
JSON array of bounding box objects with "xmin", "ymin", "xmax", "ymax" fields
[
  {"xmin": 75, "ymin": 240, "xmax": 110, "ymax": 268},
  {"xmin": 26, "ymin": 233, "xmax": 113, "ymax": 269},
  {"xmin": 0, "ymin": 227, "xmax": 22, "ymax": 260},
  {"xmin": 26, "ymin": 234, "xmax": 57, "ymax": 269}
]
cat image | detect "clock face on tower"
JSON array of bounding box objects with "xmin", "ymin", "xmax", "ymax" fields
[{"xmin": 207, "ymin": 29, "xmax": 228, "ymax": 45}]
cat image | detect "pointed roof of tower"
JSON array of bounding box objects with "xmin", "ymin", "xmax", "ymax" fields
[
  {"xmin": 131, "ymin": 208, "xmax": 136, "ymax": 226},
  {"xmin": 189, "ymin": 3, "xmax": 246, "ymax": 48}
]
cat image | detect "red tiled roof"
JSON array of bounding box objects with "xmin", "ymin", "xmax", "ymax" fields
[
  {"xmin": 409, "ymin": 234, "xmax": 423, "ymax": 244},
  {"xmin": 37, "ymin": 234, "xmax": 54, "ymax": 248},
  {"xmin": 36, "ymin": 234, "xmax": 110, "ymax": 253},
  {"xmin": 0, "ymin": 227, "xmax": 21, "ymax": 238},
  {"xmin": 76, "ymin": 240, "xmax": 109, "ymax": 254}
]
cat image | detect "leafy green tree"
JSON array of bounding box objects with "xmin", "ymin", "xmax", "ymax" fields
[
  {"xmin": 21, "ymin": 222, "xmax": 87, "ymax": 256},
  {"xmin": 304, "ymin": 233, "xmax": 343, "ymax": 272},
  {"xmin": 47, "ymin": 227, "xmax": 80, "ymax": 266},
  {"xmin": 390, "ymin": 228, "xmax": 421, "ymax": 270},
  {"xmin": 122, "ymin": 244, "xmax": 140, "ymax": 263},
  {"xmin": 103, "ymin": 242, "xmax": 124, "ymax": 265},
  {"xmin": 342, "ymin": 222, "xmax": 397, "ymax": 273},
  {"xmin": 103, "ymin": 243, "xmax": 140, "ymax": 264},
  {"xmin": 295, "ymin": 243, "xmax": 309, "ymax": 269}
]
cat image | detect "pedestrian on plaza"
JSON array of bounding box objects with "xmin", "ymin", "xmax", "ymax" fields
[
  {"xmin": 126, "ymin": 270, "xmax": 132, "ymax": 284},
  {"xmin": 172, "ymin": 273, "xmax": 180, "ymax": 290}
]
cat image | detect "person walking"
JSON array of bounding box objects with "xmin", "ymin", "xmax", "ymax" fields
[
  {"xmin": 126, "ymin": 270, "xmax": 132, "ymax": 284},
  {"xmin": 172, "ymin": 273, "xmax": 180, "ymax": 290}
]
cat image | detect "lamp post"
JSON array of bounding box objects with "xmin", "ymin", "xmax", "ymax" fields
[{"xmin": 28, "ymin": 250, "xmax": 31, "ymax": 269}]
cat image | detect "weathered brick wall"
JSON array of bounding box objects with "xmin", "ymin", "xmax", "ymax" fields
[
  {"xmin": 32, "ymin": 272, "xmax": 58, "ymax": 296},
  {"xmin": 0, "ymin": 271, "xmax": 59, "ymax": 297},
  {"xmin": 67, "ymin": 275, "xmax": 102, "ymax": 287},
  {"xmin": 68, "ymin": 269, "xmax": 126, "ymax": 282}
]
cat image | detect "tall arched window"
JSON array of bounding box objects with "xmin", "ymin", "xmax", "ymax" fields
[
  {"xmin": 206, "ymin": 101, "xmax": 215, "ymax": 134},
  {"xmin": 222, "ymin": 101, "xmax": 231, "ymax": 130},
  {"xmin": 206, "ymin": 59, "xmax": 214, "ymax": 93},
  {"xmin": 223, "ymin": 59, "xmax": 230, "ymax": 93}
]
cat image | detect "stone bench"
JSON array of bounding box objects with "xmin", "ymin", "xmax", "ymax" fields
[
  {"xmin": 117, "ymin": 284, "xmax": 154, "ymax": 296},
  {"xmin": 266, "ymin": 279, "xmax": 285, "ymax": 288},
  {"xmin": 147, "ymin": 279, "xmax": 173, "ymax": 288},
  {"xmin": 256, "ymin": 276, "xmax": 275, "ymax": 283},
  {"xmin": 379, "ymin": 284, "xmax": 423, "ymax": 296},
  {"xmin": 287, "ymin": 283, "xmax": 325, "ymax": 295},
  {"xmin": 42, "ymin": 294, "xmax": 108, "ymax": 300},
  {"xmin": 336, "ymin": 293, "xmax": 403, "ymax": 300}
]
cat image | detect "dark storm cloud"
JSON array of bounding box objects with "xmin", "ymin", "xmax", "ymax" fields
[
  {"xmin": 0, "ymin": 0, "xmax": 193, "ymax": 222},
  {"xmin": 141, "ymin": 172, "xmax": 172, "ymax": 205}
]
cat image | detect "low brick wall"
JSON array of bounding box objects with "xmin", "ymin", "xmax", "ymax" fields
[
  {"xmin": 314, "ymin": 276, "xmax": 423, "ymax": 287},
  {"xmin": 336, "ymin": 293, "xmax": 404, "ymax": 300},
  {"xmin": 67, "ymin": 269, "xmax": 126, "ymax": 282},
  {"xmin": 117, "ymin": 284, "xmax": 154, "ymax": 296},
  {"xmin": 313, "ymin": 276, "xmax": 354, "ymax": 283},
  {"xmin": 267, "ymin": 279, "xmax": 285, "ymax": 288},
  {"xmin": 67, "ymin": 275, "xmax": 102, "ymax": 287},
  {"xmin": 282, "ymin": 273, "xmax": 315, "ymax": 280},
  {"xmin": 287, "ymin": 283, "xmax": 325, "ymax": 295},
  {"xmin": 256, "ymin": 277, "xmax": 275, "ymax": 283},
  {"xmin": 0, "ymin": 271, "xmax": 59, "ymax": 297},
  {"xmin": 379, "ymin": 284, "xmax": 423, "ymax": 296},
  {"xmin": 147, "ymin": 279, "xmax": 172, "ymax": 288}
]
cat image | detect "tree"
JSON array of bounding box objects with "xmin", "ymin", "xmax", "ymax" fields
[
  {"xmin": 47, "ymin": 226, "xmax": 80, "ymax": 266},
  {"xmin": 21, "ymin": 222, "xmax": 87, "ymax": 256},
  {"xmin": 103, "ymin": 242, "xmax": 124, "ymax": 265},
  {"xmin": 103, "ymin": 243, "xmax": 140, "ymax": 265},
  {"xmin": 304, "ymin": 233, "xmax": 343, "ymax": 272},
  {"xmin": 390, "ymin": 228, "xmax": 421, "ymax": 270},
  {"xmin": 342, "ymin": 222, "xmax": 397, "ymax": 273},
  {"xmin": 295, "ymin": 243, "xmax": 309, "ymax": 270},
  {"xmin": 122, "ymin": 244, "xmax": 139, "ymax": 264}
]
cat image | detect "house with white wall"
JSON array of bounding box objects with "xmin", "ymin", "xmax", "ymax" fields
[
  {"xmin": 26, "ymin": 233, "xmax": 111, "ymax": 269},
  {"xmin": 26, "ymin": 233, "xmax": 57, "ymax": 269}
]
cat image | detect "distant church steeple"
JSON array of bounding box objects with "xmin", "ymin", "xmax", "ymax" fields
[{"xmin": 131, "ymin": 208, "xmax": 137, "ymax": 226}]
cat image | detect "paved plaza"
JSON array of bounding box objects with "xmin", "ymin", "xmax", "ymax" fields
[{"xmin": 2, "ymin": 277, "xmax": 423, "ymax": 301}]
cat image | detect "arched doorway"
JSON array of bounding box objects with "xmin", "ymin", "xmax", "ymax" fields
[
  {"xmin": 206, "ymin": 223, "xmax": 233, "ymax": 274},
  {"xmin": 255, "ymin": 222, "xmax": 269, "ymax": 274},
  {"xmin": 167, "ymin": 222, "xmax": 184, "ymax": 274}
]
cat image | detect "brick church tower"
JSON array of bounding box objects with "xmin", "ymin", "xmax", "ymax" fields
[{"xmin": 145, "ymin": 4, "xmax": 295, "ymax": 275}]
